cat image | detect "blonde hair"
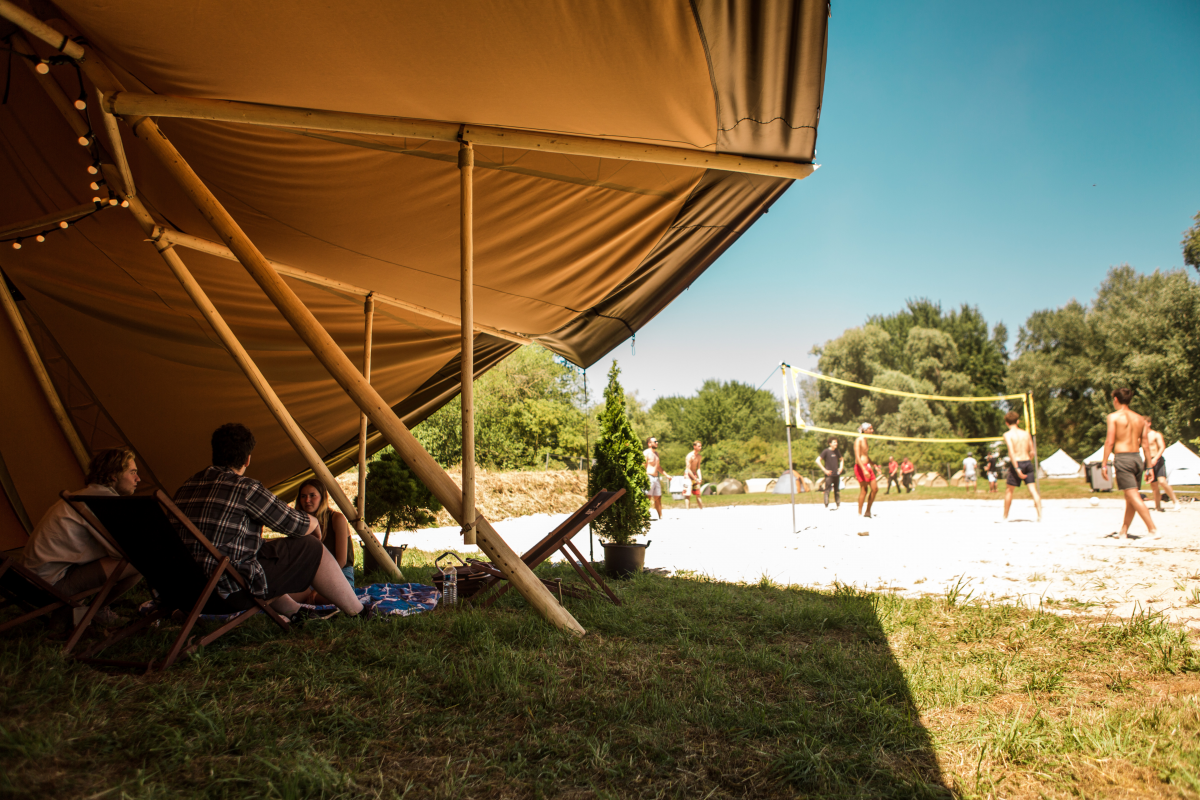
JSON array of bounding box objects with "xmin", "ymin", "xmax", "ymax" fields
[{"xmin": 296, "ymin": 479, "xmax": 333, "ymax": 539}]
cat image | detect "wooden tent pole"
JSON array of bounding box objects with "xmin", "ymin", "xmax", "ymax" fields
[
  {"xmin": 117, "ymin": 193, "xmax": 403, "ymax": 581},
  {"xmin": 9, "ymin": 34, "xmax": 89, "ymax": 140},
  {"xmin": 153, "ymin": 227, "xmax": 531, "ymax": 345},
  {"xmin": 102, "ymin": 92, "xmax": 818, "ymax": 182},
  {"xmin": 126, "ymin": 115, "xmax": 585, "ymax": 635},
  {"xmin": 0, "ymin": 273, "xmax": 89, "ymax": 471},
  {"xmin": 356, "ymin": 295, "xmax": 374, "ymax": 544},
  {"xmin": 0, "ymin": 1, "xmax": 85, "ymax": 59},
  {"xmin": 0, "ymin": 202, "xmax": 99, "ymax": 239},
  {"xmin": 459, "ymin": 142, "xmax": 477, "ymax": 546}
]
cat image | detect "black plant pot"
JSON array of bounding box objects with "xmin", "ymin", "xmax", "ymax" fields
[
  {"xmin": 602, "ymin": 541, "xmax": 650, "ymax": 579},
  {"xmin": 363, "ymin": 543, "xmax": 408, "ymax": 577}
]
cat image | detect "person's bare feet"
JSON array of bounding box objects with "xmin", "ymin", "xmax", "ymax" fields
[{"xmin": 1117, "ymin": 527, "xmax": 1129, "ymax": 539}]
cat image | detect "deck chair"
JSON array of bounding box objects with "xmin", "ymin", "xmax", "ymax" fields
[
  {"xmin": 63, "ymin": 490, "xmax": 291, "ymax": 672},
  {"xmin": 0, "ymin": 550, "xmax": 130, "ymax": 654},
  {"xmin": 469, "ymin": 489, "xmax": 625, "ymax": 608}
]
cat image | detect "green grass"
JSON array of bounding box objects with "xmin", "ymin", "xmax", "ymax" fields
[{"xmin": 2, "ymin": 555, "xmax": 1198, "ymax": 799}]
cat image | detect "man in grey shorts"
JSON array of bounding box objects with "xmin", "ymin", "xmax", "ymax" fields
[{"xmin": 1101, "ymin": 388, "xmax": 1156, "ymax": 539}]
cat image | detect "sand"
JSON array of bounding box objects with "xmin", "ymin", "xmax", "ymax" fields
[{"xmin": 385, "ymin": 496, "xmax": 1200, "ymax": 628}]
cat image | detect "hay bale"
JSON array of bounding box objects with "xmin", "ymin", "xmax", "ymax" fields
[{"xmin": 716, "ymin": 478, "xmax": 745, "ymax": 495}]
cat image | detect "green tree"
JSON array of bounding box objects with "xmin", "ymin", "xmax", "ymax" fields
[
  {"xmin": 359, "ymin": 449, "xmax": 442, "ymax": 544},
  {"xmin": 1183, "ymin": 211, "xmax": 1200, "ymax": 275},
  {"xmin": 588, "ymin": 363, "xmax": 650, "ymax": 545},
  {"xmin": 650, "ymin": 380, "xmax": 784, "ymax": 445}
]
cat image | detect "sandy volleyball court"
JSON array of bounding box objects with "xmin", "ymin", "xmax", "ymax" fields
[{"xmin": 394, "ymin": 497, "xmax": 1200, "ymax": 628}]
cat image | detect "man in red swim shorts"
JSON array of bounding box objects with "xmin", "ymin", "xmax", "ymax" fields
[{"xmin": 854, "ymin": 422, "xmax": 879, "ymax": 518}]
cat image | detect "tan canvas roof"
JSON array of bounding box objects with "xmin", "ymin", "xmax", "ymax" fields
[{"xmin": 0, "ymin": 0, "xmax": 828, "ymax": 548}]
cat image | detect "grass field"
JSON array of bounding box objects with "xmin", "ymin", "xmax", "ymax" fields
[{"xmin": 3, "ymin": 553, "xmax": 1199, "ymax": 799}]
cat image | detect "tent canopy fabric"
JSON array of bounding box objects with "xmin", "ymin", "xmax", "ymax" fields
[
  {"xmin": 0, "ymin": 1, "xmax": 828, "ymax": 548},
  {"xmin": 1038, "ymin": 449, "xmax": 1083, "ymax": 479},
  {"xmin": 1162, "ymin": 441, "xmax": 1200, "ymax": 486}
]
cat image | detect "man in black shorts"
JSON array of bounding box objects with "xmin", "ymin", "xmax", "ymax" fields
[
  {"xmin": 173, "ymin": 423, "xmax": 368, "ymax": 618},
  {"xmin": 816, "ymin": 437, "xmax": 844, "ymax": 510}
]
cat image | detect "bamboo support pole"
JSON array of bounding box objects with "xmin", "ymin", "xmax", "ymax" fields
[
  {"xmin": 9, "ymin": 34, "xmax": 89, "ymax": 139},
  {"xmin": 99, "ymin": 103, "xmax": 136, "ymax": 199},
  {"xmin": 118, "ymin": 194, "xmax": 403, "ymax": 581},
  {"xmin": 0, "ymin": 202, "xmax": 99, "ymax": 239},
  {"xmin": 459, "ymin": 142, "xmax": 476, "ymax": 546},
  {"xmin": 0, "ymin": 1, "xmax": 84, "ymax": 59},
  {"xmin": 102, "ymin": 92, "xmax": 818, "ymax": 181},
  {"xmin": 0, "ymin": 271, "xmax": 90, "ymax": 471},
  {"xmin": 125, "ymin": 114, "xmax": 584, "ymax": 635},
  {"xmin": 152, "ymin": 228, "xmax": 531, "ymax": 344},
  {"xmin": 356, "ymin": 295, "xmax": 373, "ymax": 542}
]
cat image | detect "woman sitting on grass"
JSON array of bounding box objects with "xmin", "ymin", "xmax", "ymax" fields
[{"xmin": 295, "ymin": 479, "xmax": 355, "ymax": 589}]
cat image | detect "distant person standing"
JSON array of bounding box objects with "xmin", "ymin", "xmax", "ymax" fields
[
  {"xmin": 983, "ymin": 452, "xmax": 999, "ymax": 493},
  {"xmin": 1100, "ymin": 388, "xmax": 1156, "ymax": 539},
  {"xmin": 854, "ymin": 423, "xmax": 879, "ymax": 518},
  {"xmin": 962, "ymin": 454, "xmax": 978, "ymax": 493},
  {"xmin": 900, "ymin": 457, "xmax": 915, "ymax": 492},
  {"xmin": 683, "ymin": 441, "xmax": 704, "ymax": 510},
  {"xmin": 1002, "ymin": 411, "xmax": 1043, "ymax": 522},
  {"xmin": 816, "ymin": 437, "xmax": 844, "ymax": 509},
  {"xmin": 885, "ymin": 457, "xmax": 901, "ymax": 494},
  {"xmin": 1144, "ymin": 416, "xmax": 1180, "ymax": 512},
  {"xmin": 643, "ymin": 437, "xmax": 671, "ymax": 520}
]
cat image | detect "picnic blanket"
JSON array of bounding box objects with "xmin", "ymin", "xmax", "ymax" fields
[{"xmin": 139, "ymin": 582, "xmax": 440, "ymax": 622}]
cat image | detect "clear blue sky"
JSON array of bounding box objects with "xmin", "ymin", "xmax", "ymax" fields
[{"xmin": 585, "ymin": 0, "xmax": 1200, "ymax": 409}]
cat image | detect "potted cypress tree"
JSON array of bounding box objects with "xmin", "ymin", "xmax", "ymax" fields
[
  {"xmin": 357, "ymin": 448, "xmax": 442, "ymax": 574},
  {"xmin": 588, "ymin": 362, "xmax": 651, "ymax": 578}
]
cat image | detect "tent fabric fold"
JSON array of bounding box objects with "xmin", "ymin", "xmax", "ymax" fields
[{"xmin": 0, "ymin": 0, "xmax": 828, "ymax": 538}]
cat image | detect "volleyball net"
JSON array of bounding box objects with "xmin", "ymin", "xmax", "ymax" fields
[{"xmin": 779, "ymin": 363, "xmax": 1036, "ymax": 444}]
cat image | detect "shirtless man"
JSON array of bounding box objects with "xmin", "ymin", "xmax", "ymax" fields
[
  {"xmin": 683, "ymin": 441, "xmax": 704, "ymax": 510},
  {"xmin": 1101, "ymin": 388, "xmax": 1156, "ymax": 538},
  {"xmin": 853, "ymin": 423, "xmax": 879, "ymax": 518},
  {"xmin": 1143, "ymin": 416, "xmax": 1180, "ymax": 512},
  {"xmin": 1002, "ymin": 410, "xmax": 1043, "ymax": 522},
  {"xmin": 643, "ymin": 437, "xmax": 671, "ymax": 520}
]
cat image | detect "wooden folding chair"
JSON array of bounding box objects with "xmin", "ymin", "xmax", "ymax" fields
[
  {"xmin": 469, "ymin": 489, "xmax": 625, "ymax": 608},
  {"xmin": 0, "ymin": 551, "xmax": 129, "ymax": 654},
  {"xmin": 63, "ymin": 490, "xmax": 291, "ymax": 672}
]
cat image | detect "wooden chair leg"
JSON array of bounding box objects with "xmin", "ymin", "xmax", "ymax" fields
[
  {"xmin": 565, "ymin": 540, "xmax": 620, "ymax": 605},
  {"xmin": 160, "ymin": 557, "xmax": 228, "ymax": 670},
  {"xmin": 74, "ymin": 608, "xmax": 165, "ymax": 661},
  {"xmin": 63, "ymin": 558, "xmax": 129, "ymax": 654},
  {"xmin": 0, "ymin": 601, "xmax": 66, "ymax": 632}
]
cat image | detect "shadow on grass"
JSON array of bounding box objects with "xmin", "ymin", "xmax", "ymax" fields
[{"xmin": 0, "ymin": 562, "xmax": 951, "ymax": 799}]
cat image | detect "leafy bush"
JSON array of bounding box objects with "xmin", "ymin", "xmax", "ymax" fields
[
  {"xmin": 588, "ymin": 363, "xmax": 650, "ymax": 545},
  {"xmin": 358, "ymin": 448, "xmax": 441, "ymax": 545}
]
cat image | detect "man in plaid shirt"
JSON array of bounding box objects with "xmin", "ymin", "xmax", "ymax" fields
[{"xmin": 173, "ymin": 423, "xmax": 365, "ymax": 618}]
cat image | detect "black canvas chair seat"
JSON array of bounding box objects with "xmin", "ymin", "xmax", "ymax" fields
[
  {"xmin": 64, "ymin": 490, "xmax": 290, "ymax": 671},
  {"xmin": 0, "ymin": 549, "xmax": 128, "ymax": 654},
  {"xmin": 468, "ymin": 489, "xmax": 625, "ymax": 608}
]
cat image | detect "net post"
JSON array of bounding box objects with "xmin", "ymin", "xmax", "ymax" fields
[{"xmin": 781, "ymin": 365, "xmax": 796, "ymax": 532}]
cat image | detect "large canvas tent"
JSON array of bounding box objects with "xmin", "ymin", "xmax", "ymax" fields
[
  {"xmin": 0, "ymin": 1, "xmax": 829, "ymax": 628},
  {"xmin": 1038, "ymin": 449, "xmax": 1083, "ymax": 480},
  {"xmin": 1161, "ymin": 441, "xmax": 1200, "ymax": 486}
]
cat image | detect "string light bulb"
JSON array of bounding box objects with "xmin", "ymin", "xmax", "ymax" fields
[
  {"xmin": 77, "ymin": 135, "xmax": 90, "ymax": 146},
  {"xmin": 74, "ymin": 99, "xmax": 87, "ymax": 110},
  {"xmin": 36, "ymin": 235, "xmax": 45, "ymax": 242},
  {"xmin": 107, "ymin": 198, "xmax": 118, "ymax": 206},
  {"xmin": 12, "ymin": 241, "xmax": 21, "ymax": 249},
  {"xmin": 90, "ymin": 181, "xmax": 100, "ymax": 190},
  {"xmin": 120, "ymin": 200, "xmax": 129, "ymax": 208},
  {"xmin": 35, "ymin": 62, "xmax": 49, "ymax": 75},
  {"xmin": 87, "ymin": 165, "xmax": 99, "ymax": 175},
  {"xmin": 59, "ymin": 221, "xmax": 69, "ymax": 229},
  {"xmin": 92, "ymin": 196, "xmax": 101, "ymax": 204}
]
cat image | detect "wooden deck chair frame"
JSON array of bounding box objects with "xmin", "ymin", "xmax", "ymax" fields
[
  {"xmin": 63, "ymin": 490, "xmax": 291, "ymax": 672},
  {"xmin": 470, "ymin": 489, "xmax": 625, "ymax": 609},
  {"xmin": 0, "ymin": 550, "xmax": 130, "ymax": 655}
]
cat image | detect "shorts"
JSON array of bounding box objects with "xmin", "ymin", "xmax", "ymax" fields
[
  {"xmin": 689, "ymin": 480, "xmax": 701, "ymax": 497},
  {"xmin": 986, "ymin": 472, "xmax": 997, "ymax": 482},
  {"xmin": 964, "ymin": 472, "xmax": 976, "ymax": 484},
  {"xmin": 646, "ymin": 476, "xmax": 662, "ymax": 497},
  {"xmin": 205, "ymin": 536, "xmax": 323, "ymax": 613},
  {"xmin": 53, "ymin": 559, "xmax": 109, "ymax": 597},
  {"xmin": 1114, "ymin": 453, "xmax": 1144, "ymax": 491},
  {"xmin": 1151, "ymin": 457, "xmax": 1167, "ymax": 482},
  {"xmin": 1006, "ymin": 461, "xmax": 1035, "ymax": 487},
  {"xmin": 854, "ymin": 464, "xmax": 875, "ymax": 484}
]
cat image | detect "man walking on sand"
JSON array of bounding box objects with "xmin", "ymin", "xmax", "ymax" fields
[
  {"xmin": 885, "ymin": 456, "xmax": 901, "ymax": 494},
  {"xmin": 1002, "ymin": 411, "xmax": 1043, "ymax": 522},
  {"xmin": 643, "ymin": 437, "xmax": 671, "ymax": 520},
  {"xmin": 1144, "ymin": 416, "xmax": 1180, "ymax": 513},
  {"xmin": 1101, "ymin": 388, "xmax": 1157, "ymax": 539},
  {"xmin": 683, "ymin": 441, "xmax": 704, "ymax": 510},
  {"xmin": 854, "ymin": 423, "xmax": 879, "ymax": 518},
  {"xmin": 816, "ymin": 437, "xmax": 844, "ymax": 509}
]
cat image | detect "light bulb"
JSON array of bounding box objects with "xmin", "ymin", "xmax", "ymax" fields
[
  {"xmin": 59, "ymin": 221, "xmax": 69, "ymax": 229},
  {"xmin": 12, "ymin": 241, "xmax": 21, "ymax": 249},
  {"xmin": 77, "ymin": 136, "xmax": 90, "ymax": 146},
  {"xmin": 87, "ymin": 165, "xmax": 99, "ymax": 175},
  {"xmin": 74, "ymin": 100, "xmax": 87, "ymax": 110},
  {"xmin": 108, "ymin": 198, "xmax": 118, "ymax": 206},
  {"xmin": 35, "ymin": 62, "xmax": 49, "ymax": 75},
  {"xmin": 36, "ymin": 235, "xmax": 46, "ymax": 243},
  {"xmin": 92, "ymin": 196, "xmax": 101, "ymax": 204},
  {"xmin": 90, "ymin": 181, "xmax": 100, "ymax": 190},
  {"xmin": 120, "ymin": 200, "xmax": 130, "ymax": 208}
]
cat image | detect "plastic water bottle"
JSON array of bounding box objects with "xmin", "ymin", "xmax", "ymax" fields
[{"xmin": 443, "ymin": 565, "xmax": 457, "ymax": 607}]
